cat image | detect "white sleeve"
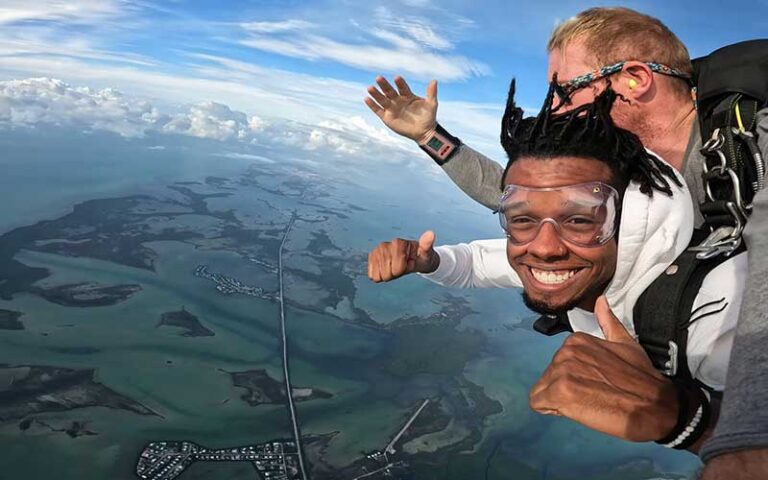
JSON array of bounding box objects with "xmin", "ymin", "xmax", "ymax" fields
[
  {"xmin": 685, "ymin": 252, "xmax": 747, "ymax": 391},
  {"xmin": 419, "ymin": 238, "xmax": 522, "ymax": 288}
]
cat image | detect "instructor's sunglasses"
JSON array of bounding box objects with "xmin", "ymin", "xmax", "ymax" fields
[{"xmin": 553, "ymin": 61, "xmax": 693, "ymax": 104}]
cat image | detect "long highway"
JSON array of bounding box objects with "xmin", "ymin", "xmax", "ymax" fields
[{"xmin": 278, "ymin": 211, "xmax": 308, "ymax": 480}]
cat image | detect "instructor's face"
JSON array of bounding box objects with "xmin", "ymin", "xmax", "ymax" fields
[
  {"xmin": 548, "ymin": 42, "xmax": 600, "ymax": 110},
  {"xmin": 504, "ymin": 157, "xmax": 618, "ymax": 314}
]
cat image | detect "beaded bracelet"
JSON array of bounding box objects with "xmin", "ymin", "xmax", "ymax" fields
[
  {"xmin": 654, "ymin": 380, "xmax": 690, "ymax": 445},
  {"xmin": 656, "ymin": 382, "xmax": 711, "ymax": 450},
  {"xmin": 672, "ymin": 387, "xmax": 711, "ymax": 450}
]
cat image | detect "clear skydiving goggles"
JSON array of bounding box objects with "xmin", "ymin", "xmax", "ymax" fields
[{"xmin": 498, "ymin": 182, "xmax": 620, "ymax": 248}]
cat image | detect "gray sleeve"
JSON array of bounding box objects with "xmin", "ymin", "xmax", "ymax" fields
[
  {"xmin": 700, "ymin": 108, "xmax": 768, "ymax": 461},
  {"xmin": 441, "ymin": 144, "xmax": 505, "ymax": 210}
]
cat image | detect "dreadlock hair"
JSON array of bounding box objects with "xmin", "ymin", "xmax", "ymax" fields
[{"xmin": 499, "ymin": 78, "xmax": 681, "ymax": 197}]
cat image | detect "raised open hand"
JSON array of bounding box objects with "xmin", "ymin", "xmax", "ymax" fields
[{"xmin": 364, "ymin": 76, "xmax": 438, "ymax": 144}]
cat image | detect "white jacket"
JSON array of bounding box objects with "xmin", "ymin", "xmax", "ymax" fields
[{"xmin": 422, "ymin": 171, "xmax": 744, "ymax": 390}]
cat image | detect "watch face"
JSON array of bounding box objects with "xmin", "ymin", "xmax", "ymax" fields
[{"xmin": 427, "ymin": 137, "xmax": 444, "ymax": 150}]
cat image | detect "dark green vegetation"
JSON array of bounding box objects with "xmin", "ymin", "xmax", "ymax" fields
[
  {"xmin": 19, "ymin": 418, "xmax": 98, "ymax": 438},
  {"xmin": 158, "ymin": 308, "xmax": 214, "ymax": 337},
  {"xmin": 0, "ymin": 365, "xmax": 158, "ymax": 421},
  {"xmin": 33, "ymin": 282, "xmax": 142, "ymax": 307},
  {"xmin": 0, "ymin": 309, "xmax": 24, "ymax": 330},
  {"xmin": 0, "ymin": 182, "xmax": 270, "ymax": 302},
  {"xmin": 224, "ymin": 368, "xmax": 333, "ymax": 407},
  {"xmin": 387, "ymin": 296, "xmax": 484, "ymax": 377},
  {"xmin": 226, "ymin": 369, "xmax": 287, "ymax": 406}
]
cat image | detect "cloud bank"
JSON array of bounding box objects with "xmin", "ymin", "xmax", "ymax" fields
[{"xmin": 0, "ymin": 77, "xmax": 415, "ymax": 161}]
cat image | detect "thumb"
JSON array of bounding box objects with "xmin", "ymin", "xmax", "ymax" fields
[
  {"xmin": 595, "ymin": 296, "xmax": 633, "ymax": 343},
  {"xmin": 417, "ymin": 230, "xmax": 436, "ymax": 257},
  {"xmin": 426, "ymin": 80, "xmax": 438, "ymax": 102}
]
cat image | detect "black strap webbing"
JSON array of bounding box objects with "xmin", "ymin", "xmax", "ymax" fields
[
  {"xmin": 632, "ymin": 230, "xmax": 743, "ymax": 380},
  {"xmin": 533, "ymin": 312, "xmax": 572, "ymax": 336},
  {"xmin": 693, "ymin": 39, "xmax": 768, "ymax": 109}
]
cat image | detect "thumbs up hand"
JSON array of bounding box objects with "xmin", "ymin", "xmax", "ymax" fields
[
  {"xmin": 368, "ymin": 230, "xmax": 440, "ymax": 283},
  {"xmin": 528, "ymin": 296, "xmax": 680, "ymax": 442},
  {"xmin": 594, "ymin": 296, "xmax": 636, "ymax": 343}
]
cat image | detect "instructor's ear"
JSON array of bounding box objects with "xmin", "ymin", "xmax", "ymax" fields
[{"xmin": 621, "ymin": 62, "xmax": 653, "ymax": 98}]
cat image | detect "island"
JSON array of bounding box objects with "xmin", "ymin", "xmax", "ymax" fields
[
  {"xmin": 223, "ymin": 368, "xmax": 333, "ymax": 406},
  {"xmin": 0, "ymin": 364, "xmax": 159, "ymax": 421},
  {"xmin": 157, "ymin": 308, "xmax": 214, "ymax": 337},
  {"xmin": 32, "ymin": 282, "xmax": 142, "ymax": 307}
]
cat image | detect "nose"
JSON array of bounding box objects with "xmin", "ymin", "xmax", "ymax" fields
[{"xmin": 527, "ymin": 221, "xmax": 568, "ymax": 259}]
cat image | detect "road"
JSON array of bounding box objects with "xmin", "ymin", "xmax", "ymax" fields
[
  {"xmin": 385, "ymin": 399, "xmax": 430, "ymax": 454},
  {"xmin": 278, "ymin": 211, "xmax": 308, "ymax": 480}
]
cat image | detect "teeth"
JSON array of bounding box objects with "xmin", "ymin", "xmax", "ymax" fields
[{"xmin": 531, "ymin": 268, "xmax": 577, "ymax": 285}]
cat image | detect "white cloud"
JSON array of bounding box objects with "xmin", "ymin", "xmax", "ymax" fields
[
  {"xmin": 370, "ymin": 29, "xmax": 422, "ymax": 51},
  {"xmin": 317, "ymin": 116, "xmax": 408, "ymax": 149},
  {"xmin": 0, "ymin": 50, "xmax": 504, "ymax": 161},
  {"xmin": 241, "ymin": 33, "xmax": 488, "ymax": 81},
  {"xmin": 0, "ymin": 0, "xmax": 125, "ymax": 25},
  {"xmin": 0, "ymin": 26, "xmax": 157, "ymax": 67},
  {"xmin": 0, "ymin": 77, "xmax": 165, "ymax": 137},
  {"xmin": 296, "ymin": 116, "xmax": 411, "ymax": 155},
  {"xmin": 0, "ymin": 0, "xmax": 504, "ymax": 163},
  {"xmin": 437, "ymin": 100, "xmax": 507, "ymax": 161},
  {"xmin": 398, "ymin": 22, "xmax": 453, "ymax": 50},
  {"xmin": 0, "ymin": 77, "xmax": 269, "ymax": 141},
  {"xmin": 241, "ymin": 19, "xmax": 314, "ymax": 33},
  {"xmin": 0, "ymin": 77, "xmax": 422, "ymax": 164},
  {"xmin": 237, "ymin": 8, "xmax": 486, "ymax": 82},
  {"xmin": 162, "ymin": 101, "xmax": 265, "ymax": 141},
  {"xmin": 374, "ymin": 8, "xmax": 456, "ymax": 51},
  {"xmin": 216, "ymin": 152, "xmax": 275, "ymax": 163}
]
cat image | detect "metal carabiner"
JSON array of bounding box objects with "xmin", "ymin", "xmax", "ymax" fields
[{"xmin": 701, "ymin": 128, "xmax": 725, "ymax": 154}]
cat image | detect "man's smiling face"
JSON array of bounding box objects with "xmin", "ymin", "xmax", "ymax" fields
[{"xmin": 503, "ymin": 156, "xmax": 619, "ymax": 314}]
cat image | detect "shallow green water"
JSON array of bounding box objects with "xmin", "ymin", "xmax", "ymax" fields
[{"xmin": 0, "ymin": 129, "xmax": 701, "ymax": 479}]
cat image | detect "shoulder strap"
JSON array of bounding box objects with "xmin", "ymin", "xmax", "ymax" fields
[
  {"xmin": 532, "ymin": 312, "xmax": 573, "ymax": 336},
  {"xmin": 694, "ymin": 40, "xmax": 768, "ymax": 215},
  {"xmin": 633, "ymin": 229, "xmax": 743, "ymax": 381},
  {"xmin": 693, "ymin": 39, "xmax": 768, "ymax": 110}
]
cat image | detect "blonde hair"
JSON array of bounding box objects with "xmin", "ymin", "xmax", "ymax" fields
[{"xmin": 548, "ymin": 7, "xmax": 693, "ymax": 98}]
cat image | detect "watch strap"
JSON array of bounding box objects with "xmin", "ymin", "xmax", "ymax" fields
[{"xmin": 419, "ymin": 124, "xmax": 461, "ymax": 165}]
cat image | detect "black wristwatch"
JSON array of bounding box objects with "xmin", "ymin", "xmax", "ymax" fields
[{"xmin": 419, "ymin": 123, "xmax": 461, "ymax": 165}]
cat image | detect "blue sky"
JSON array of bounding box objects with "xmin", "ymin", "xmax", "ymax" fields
[{"xmin": 0, "ymin": 0, "xmax": 766, "ymax": 158}]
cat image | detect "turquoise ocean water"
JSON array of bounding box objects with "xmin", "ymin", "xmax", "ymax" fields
[{"xmin": 0, "ymin": 128, "xmax": 700, "ymax": 479}]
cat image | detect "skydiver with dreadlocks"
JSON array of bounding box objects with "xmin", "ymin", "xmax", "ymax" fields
[
  {"xmin": 367, "ymin": 82, "xmax": 747, "ymax": 453},
  {"xmin": 367, "ymin": 9, "xmax": 768, "ymax": 472}
]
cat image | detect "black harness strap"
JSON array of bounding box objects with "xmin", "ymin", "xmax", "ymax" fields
[
  {"xmin": 694, "ymin": 39, "xmax": 768, "ymax": 112},
  {"xmin": 632, "ymin": 230, "xmax": 744, "ymax": 381},
  {"xmin": 530, "ymin": 232, "xmax": 742, "ymax": 383},
  {"xmin": 533, "ymin": 312, "xmax": 572, "ymax": 336}
]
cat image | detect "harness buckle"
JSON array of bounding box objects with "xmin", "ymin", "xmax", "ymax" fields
[
  {"xmin": 689, "ymin": 223, "xmax": 744, "ymax": 259},
  {"xmin": 662, "ymin": 341, "xmax": 679, "ymax": 376}
]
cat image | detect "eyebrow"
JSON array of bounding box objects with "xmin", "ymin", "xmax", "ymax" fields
[
  {"xmin": 502, "ymin": 200, "xmax": 530, "ymax": 211},
  {"xmin": 562, "ymin": 198, "xmax": 602, "ymax": 209}
]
